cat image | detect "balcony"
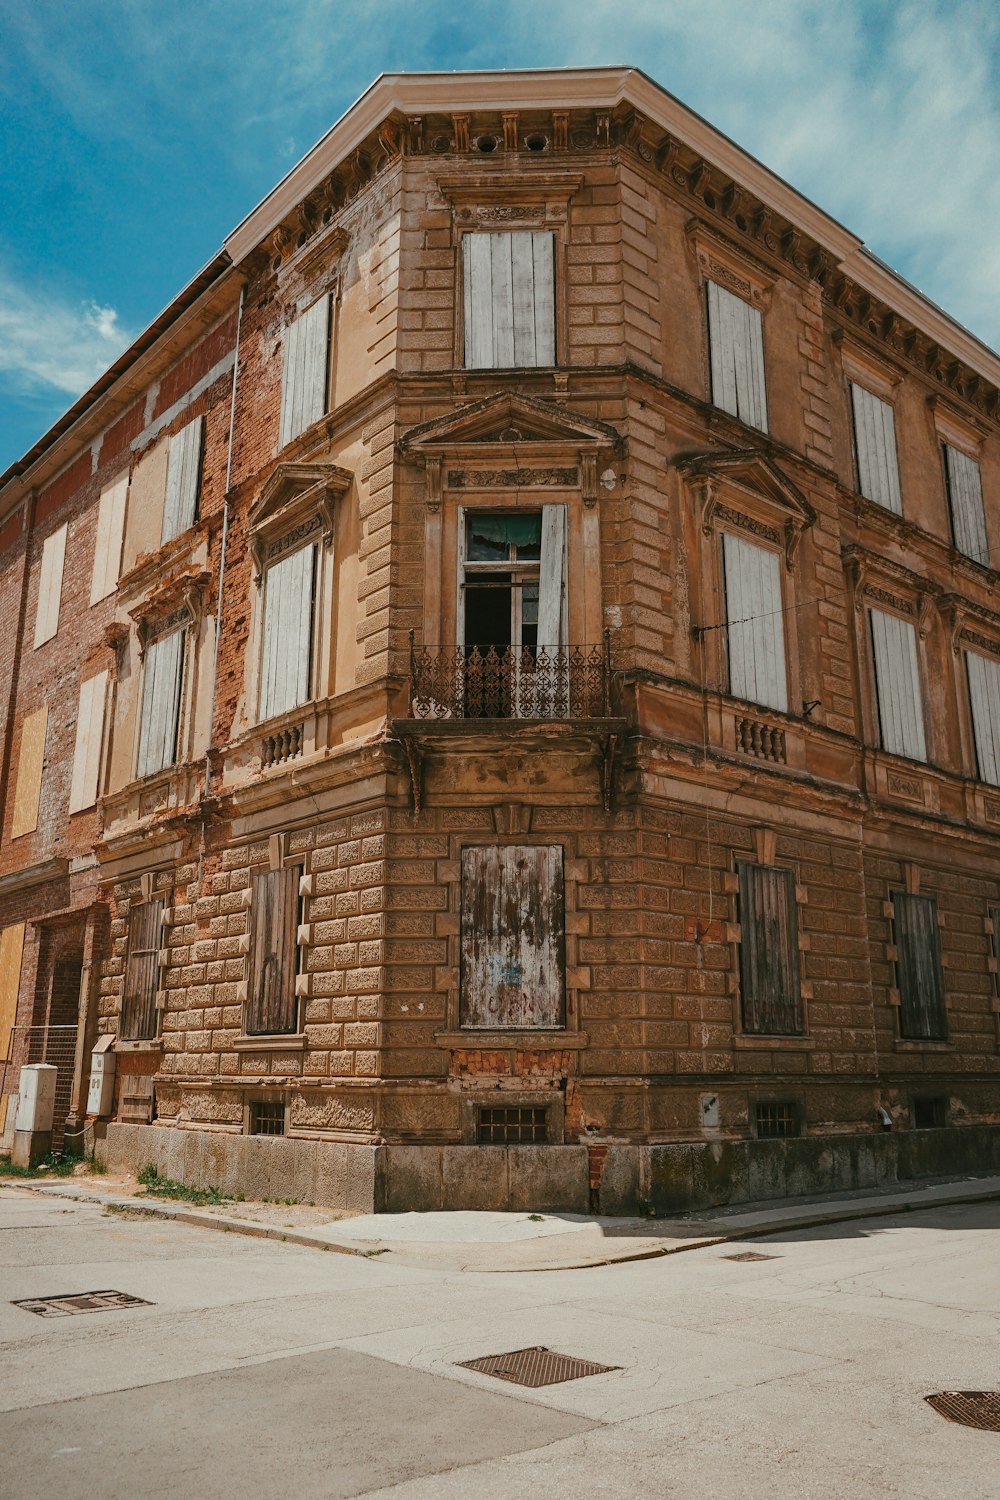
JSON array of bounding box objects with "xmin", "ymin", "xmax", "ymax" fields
[
  {"xmin": 396, "ymin": 631, "xmax": 627, "ymax": 812},
  {"xmin": 405, "ymin": 632, "xmax": 619, "ymax": 722}
]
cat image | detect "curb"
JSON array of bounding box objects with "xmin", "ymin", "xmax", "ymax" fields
[{"xmin": 5, "ymin": 1176, "xmax": 999, "ymax": 1272}]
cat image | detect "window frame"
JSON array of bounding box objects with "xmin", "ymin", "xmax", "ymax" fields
[
  {"xmin": 720, "ymin": 530, "xmax": 789, "ymax": 714},
  {"xmin": 891, "ymin": 889, "xmax": 948, "ymax": 1042},
  {"xmin": 849, "ymin": 381, "xmax": 903, "ymax": 515},
  {"xmin": 278, "ymin": 294, "xmax": 332, "ymax": 451},
  {"xmin": 461, "ymin": 229, "xmax": 557, "ymax": 371},
  {"xmin": 134, "ymin": 617, "xmax": 189, "ymax": 782},
  {"xmin": 245, "ymin": 861, "xmax": 305, "ymax": 1038},
  {"xmin": 868, "ymin": 604, "xmax": 928, "ymax": 764},
  {"xmin": 120, "ymin": 897, "xmax": 165, "ymax": 1042},
  {"xmin": 257, "ymin": 535, "xmax": 320, "ymax": 724},
  {"xmin": 705, "ymin": 278, "xmax": 769, "ymax": 433},
  {"xmin": 942, "ymin": 441, "xmax": 989, "ymax": 566},
  {"xmin": 736, "ymin": 860, "xmax": 804, "ymax": 1037},
  {"xmin": 459, "ymin": 843, "xmax": 566, "ymax": 1031}
]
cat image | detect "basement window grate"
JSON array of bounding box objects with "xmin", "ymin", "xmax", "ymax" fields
[
  {"xmin": 722, "ymin": 1251, "xmax": 782, "ymax": 1262},
  {"xmin": 13, "ymin": 1290, "xmax": 153, "ymax": 1318},
  {"xmin": 913, "ymin": 1096, "xmax": 948, "ymax": 1129},
  {"xmin": 249, "ymin": 1099, "xmax": 286, "ymax": 1137},
  {"xmin": 458, "ymin": 1347, "xmax": 619, "ymax": 1388},
  {"xmin": 477, "ymin": 1105, "xmax": 548, "ymax": 1145},
  {"xmin": 925, "ymin": 1392, "xmax": 1000, "ymax": 1431},
  {"xmin": 754, "ymin": 1101, "xmax": 800, "ymax": 1139}
]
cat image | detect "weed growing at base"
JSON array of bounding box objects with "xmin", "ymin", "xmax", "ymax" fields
[{"xmin": 136, "ymin": 1163, "xmax": 243, "ymax": 1208}]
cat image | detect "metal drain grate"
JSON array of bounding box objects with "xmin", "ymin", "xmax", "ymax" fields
[
  {"xmin": 12, "ymin": 1290, "xmax": 153, "ymax": 1318},
  {"xmin": 722, "ymin": 1251, "xmax": 781, "ymax": 1262},
  {"xmin": 459, "ymin": 1346, "xmax": 619, "ymax": 1388},
  {"xmin": 926, "ymin": 1392, "xmax": 1000, "ymax": 1431}
]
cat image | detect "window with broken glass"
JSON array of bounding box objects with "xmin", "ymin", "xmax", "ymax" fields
[{"xmin": 246, "ymin": 864, "xmax": 303, "ymax": 1036}]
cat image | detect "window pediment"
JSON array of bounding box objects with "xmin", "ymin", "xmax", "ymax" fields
[
  {"xmin": 128, "ymin": 571, "xmax": 209, "ymax": 654},
  {"xmin": 842, "ymin": 544, "xmax": 940, "ymax": 635},
  {"xmin": 249, "ymin": 462, "xmax": 351, "ymax": 581},
  {"xmin": 679, "ymin": 449, "xmax": 815, "ymax": 569}
]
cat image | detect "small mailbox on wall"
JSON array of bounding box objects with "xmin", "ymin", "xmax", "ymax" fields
[{"xmin": 87, "ymin": 1035, "xmax": 116, "ymax": 1118}]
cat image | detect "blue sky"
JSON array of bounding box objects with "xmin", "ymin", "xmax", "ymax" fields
[{"xmin": 2, "ymin": 0, "xmax": 998, "ymax": 471}]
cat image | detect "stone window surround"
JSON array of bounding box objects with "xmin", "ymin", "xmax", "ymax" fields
[
  {"xmin": 686, "ymin": 222, "xmax": 774, "ymax": 420},
  {"xmin": 436, "ymin": 171, "xmax": 583, "ymax": 369}
]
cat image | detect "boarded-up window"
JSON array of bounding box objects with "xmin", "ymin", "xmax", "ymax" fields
[
  {"xmin": 737, "ymin": 861, "xmax": 802, "ymax": 1035},
  {"xmin": 460, "ymin": 845, "xmax": 565, "ymax": 1029},
  {"xmin": 69, "ymin": 671, "xmax": 109, "ymax": 813},
  {"xmin": 966, "ymin": 651, "xmax": 1000, "ymax": 786},
  {"xmin": 279, "ymin": 296, "xmax": 330, "ymax": 448},
  {"xmin": 850, "ymin": 384, "xmax": 902, "ymax": 515},
  {"xmin": 121, "ymin": 899, "xmax": 164, "ymax": 1042},
  {"xmin": 246, "ymin": 865, "xmax": 302, "ymax": 1036},
  {"xmin": 136, "ymin": 629, "xmax": 185, "ymax": 780},
  {"xmin": 870, "ymin": 609, "xmax": 926, "ymax": 762},
  {"xmin": 91, "ymin": 475, "xmax": 128, "ymax": 604},
  {"xmin": 161, "ymin": 417, "xmax": 204, "ymax": 544},
  {"xmin": 707, "ymin": 281, "xmax": 768, "ymax": 432},
  {"xmin": 723, "ymin": 533, "xmax": 787, "ymax": 712},
  {"xmin": 10, "ymin": 706, "xmax": 47, "ymax": 839},
  {"xmin": 892, "ymin": 891, "xmax": 947, "ymax": 1040},
  {"xmin": 989, "ymin": 905, "xmax": 1000, "ymax": 1002},
  {"xmin": 33, "ymin": 524, "xmax": 67, "ymax": 647},
  {"xmin": 259, "ymin": 541, "xmax": 317, "ymax": 722},
  {"xmin": 463, "ymin": 232, "xmax": 555, "ymax": 369},
  {"xmin": 0, "ymin": 923, "xmax": 26, "ymax": 1132},
  {"xmin": 944, "ymin": 444, "xmax": 989, "ymax": 564}
]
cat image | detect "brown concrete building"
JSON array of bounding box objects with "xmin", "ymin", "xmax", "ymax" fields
[{"xmin": 1, "ymin": 68, "xmax": 998, "ymax": 1212}]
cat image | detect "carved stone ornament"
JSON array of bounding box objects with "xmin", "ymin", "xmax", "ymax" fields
[
  {"xmin": 842, "ymin": 544, "xmax": 940, "ymax": 620},
  {"xmin": 681, "ymin": 449, "xmax": 814, "ymax": 569},
  {"xmin": 939, "ymin": 592, "xmax": 1000, "ymax": 658},
  {"xmin": 130, "ymin": 575, "xmax": 208, "ymax": 656},
  {"xmin": 248, "ymin": 462, "xmax": 352, "ymax": 583}
]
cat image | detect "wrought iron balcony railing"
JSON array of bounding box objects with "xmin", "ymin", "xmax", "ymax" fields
[{"xmin": 406, "ymin": 630, "xmax": 619, "ymax": 721}]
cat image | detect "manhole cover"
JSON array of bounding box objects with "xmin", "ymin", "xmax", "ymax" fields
[
  {"xmin": 458, "ymin": 1346, "xmax": 619, "ymax": 1388},
  {"xmin": 722, "ymin": 1251, "xmax": 781, "ymax": 1262},
  {"xmin": 12, "ymin": 1290, "xmax": 153, "ymax": 1318},
  {"xmin": 926, "ymin": 1392, "xmax": 1000, "ymax": 1431}
]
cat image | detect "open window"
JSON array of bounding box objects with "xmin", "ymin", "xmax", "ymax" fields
[{"xmin": 458, "ymin": 506, "xmax": 566, "ymax": 717}]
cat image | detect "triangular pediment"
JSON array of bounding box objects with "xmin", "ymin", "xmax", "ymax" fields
[
  {"xmin": 250, "ymin": 462, "xmax": 352, "ymax": 531},
  {"xmin": 400, "ymin": 391, "xmax": 622, "ymax": 455},
  {"xmin": 677, "ymin": 449, "xmax": 816, "ymax": 527}
]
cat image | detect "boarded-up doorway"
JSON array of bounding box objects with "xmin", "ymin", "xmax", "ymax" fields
[{"xmin": 460, "ymin": 845, "xmax": 565, "ymax": 1029}]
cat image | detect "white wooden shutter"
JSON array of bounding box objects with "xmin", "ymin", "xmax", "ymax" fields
[
  {"xmin": 161, "ymin": 417, "xmax": 204, "ymax": 543},
  {"xmin": 870, "ymin": 609, "xmax": 926, "ymax": 762},
  {"xmin": 136, "ymin": 629, "xmax": 185, "ymax": 779},
  {"xmin": 966, "ymin": 650, "xmax": 1000, "ymax": 785},
  {"xmin": 90, "ymin": 475, "xmax": 128, "ymax": 603},
  {"xmin": 259, "ymin": 543, "xmax": 317, "ymax": 721},
  {"xmin": 463, "ymin": 232, "xmax": 555, "ymax": 369},
  {"xmin": 69, "ymin": 670, "xmax": 109, "ymax": 812},
  {"xmin": 723, "ymin": 533, "xmax": 787, "ymax": 712},
  {"xmin": 33, "ymin": 524, "xmax": 67, "ymax": 647},
  {"xmin": 944, "ymin": 445, "xmax": 988, "ymax": 563},
  {"xmin": 850, "ymin": 384, "xmax": 902, "ymax": 515},
  {"xmin": 707, "ymin": 281, "xmax": 768, "ymax": 432},
  {"xmin": 279, "ymin": 296, "xmax": 330, "ymax": 448},
  {"xmin": 536, "ymin": 504, "xmax": 567, "ymax": 652}
]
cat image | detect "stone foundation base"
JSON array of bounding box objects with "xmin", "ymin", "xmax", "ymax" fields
[{"xmin": 102, "ymin": 1123, "xmax": 1000, "ymax": 1216}]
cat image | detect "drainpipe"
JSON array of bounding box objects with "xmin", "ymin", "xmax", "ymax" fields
[{"xmin": 203, "ymin": 282, "xmax": 245, "ymax": 802}]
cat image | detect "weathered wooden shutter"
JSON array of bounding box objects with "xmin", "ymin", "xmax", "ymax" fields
[
  {"xmin": 850, "ymin": 384, "xmax": 902, "ymax": 515},
  {"xmin": 0, "ymin": 923, "xmax": 26, "ymax": 1131},
  {"xmin": 121, "ymin": 899, "xmax": 164, "ymax": 1041},
  {"xmin": 944, "ymin": 445, "xmax": 988, "ymax": 563},
  {"xmin": 536, "ymin": 504, "xmax": 567, "ymax": 652},
  {"xmin": 10, "ymin": 706, "xmax": 47, "ymax": 839},
  {"xmin": 91, "ymin": 475, "xmax": 128, "ymax": 604},
  {"xmin": 723, "ymin": 533, "xmax": 787, "ymax": 712},
  {"xmin": 246, "ymin": 865, "xmax": 301, "ymax": 1035},
  {"xmin": 707, "ymin": 281, "xmax": 768, "ymax": 432},
  {"xmin": 738, "ymin": 861, "xmax": 802, "ymax": 1035},
  {"xmin": 136, "ymin": 629, "xmax": 185, "ymax": 779},
  {"xmin": 892, "ymin": 891, "xmax": 947, "ymax": 1040},
  {"xmin": 965, "ymin": 651, "xmax": 1000, "ymax": 785},
  {"xmin": 869, "ymin": 609, "xmax": 926, "ymax": 761},
  {"xmin": 69, "ymin": 670, "xmax": 109, "ymax": 813},
  {"xmin": 33, "ymin": 524, "xmax": 67, "ymax": 646},
  {"xmin": 161, "ymin": 417, "xmax": 204, "ymax": 544},
  {"xmin": 460, "ymin": 845, "xmax": 565, "ymax": 1029},
  {"xmin": 464, "ymin": 232, "xmax": 556, "ymax": 369},
  {"xmin": 259, "ymin": 542, "xmax": 317, "ymax": 721},
  {"xmin": 279, "ymin": 295, "xmax": 330, "ymax": 448}
]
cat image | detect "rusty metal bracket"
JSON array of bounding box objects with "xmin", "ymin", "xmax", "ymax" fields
[
  {"xmin": 599, "ymin": 730, "xmax": 622, "ymax": 813},
  {"xmin": 398, "ymin": 734, "xmax": 423, "ymax": 814}
]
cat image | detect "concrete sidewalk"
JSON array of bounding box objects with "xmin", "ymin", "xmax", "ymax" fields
[{"xmin": 8, "ymin": 1170, "xmax": 1000, "ymax": 1271}]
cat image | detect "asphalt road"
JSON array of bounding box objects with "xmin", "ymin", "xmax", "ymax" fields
[{"xmin": 1, "ymin": 1186, "xmax": 997, "ymax": 1499}]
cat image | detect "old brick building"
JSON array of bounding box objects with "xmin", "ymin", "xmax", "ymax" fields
[{"xmin": 1, "ymin": 69, "xmax": 998, "ymax": 1211}]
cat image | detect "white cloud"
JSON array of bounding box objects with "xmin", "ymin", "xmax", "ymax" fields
[{"xmin": 0, "ymin": 270, "xmax": 133, "ymax": 396}]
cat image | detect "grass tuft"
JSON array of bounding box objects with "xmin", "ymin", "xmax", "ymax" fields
[
  {"xmin": 0, "ymin": 1152, "xmax": 78, "ymax": 1179},
  {"xmin": 136, "ymin": 1163, "xmax": 242, "ymax": 1208}
]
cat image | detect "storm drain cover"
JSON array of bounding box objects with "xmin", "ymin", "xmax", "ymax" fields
[
  {"xmin": 458, "ymin": 1346, "xmax": 619, "ymax": 1388},
  {"xmin": 722, "ymin": 1251, "xmax": 781, "ymax": 1262},
  {"xmin": 926, "ymin": 1392, "xmax": 1000, "ymax": 1431},
  {"xmin": 12, "ymin": 1290, "xmax": 153, "ymax": 1318}
]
